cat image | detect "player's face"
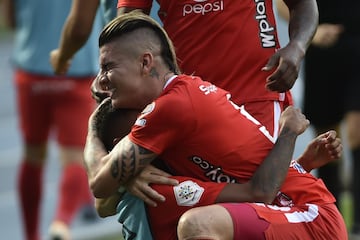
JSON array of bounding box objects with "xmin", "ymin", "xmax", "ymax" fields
[{"xmin": 98, "ymin": 41, "xmax": 151, "ymax": 110}]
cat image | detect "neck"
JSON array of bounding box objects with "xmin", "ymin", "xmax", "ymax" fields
[{"xmin": 163, "ymin": 71, "xmax": 175, "ymax": 82}]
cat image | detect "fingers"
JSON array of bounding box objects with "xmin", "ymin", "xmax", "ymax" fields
[
  {"xmin": 140, "ymin": 165, "xmax": 179, "ymax": 185},
  {"xmin": 264, "ymin": 57, "xmax": 298, "ymax": 92},
  {"xmin": 325, "ymin": 134, "xmax": 342, "ymax": 159},
  {"xmin": 263, "ymin": 44, "xmax": 303, "ymax": 92},
  {"xmin": 317, "ymin": 130, "xmax": 342, "ymax": 159},
  {"xmin": 126, "ymin": 176, "xmax": 177, "ymax": 207},
  {"xmin": 49, "ymin": 50, "xmax": 71, "ymax": 75},
  {"xmin": 326, "ymin": 141, "xmax": 342, "ymax": 159},
  {"xmin": 128, "ymin": 184, "xmax": 165, "ymax": 207},
  {"xmin": 262, "ymin": 52, "xmax": 278, "ymax": 72},
  {"xmin": 144, "ymin": 164, "xmax": 172, "ymax": 177},
  {"xmin": 149, "ymin": 174, "xmax": 179, "ymax": 186},
  {"xmin": 266, "ymin": 66, "xmax": 298, "ymax": 92},
  {"xmin": 125, "ymin": 165, "xmax": 179, "ymax": 206},
  {"xmin": 280, "ymin": 106, "xmax": 309, "ymax": 135}
]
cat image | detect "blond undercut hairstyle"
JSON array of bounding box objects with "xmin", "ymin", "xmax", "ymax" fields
[{"xmin": 99, "ymin": 11, "xmax": 180, "ymax": 74}]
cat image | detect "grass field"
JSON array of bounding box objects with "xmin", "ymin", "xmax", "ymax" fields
[{"xmin": 340, "ymin": 191, "xmax": 354, "ymax": 232}]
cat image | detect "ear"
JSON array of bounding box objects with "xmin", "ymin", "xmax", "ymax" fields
[{"xmin": 141, "ymin": 52, "xmax": 153, "ymax": 75}]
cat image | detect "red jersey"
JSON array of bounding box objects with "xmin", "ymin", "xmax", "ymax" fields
[
  {"xmin": 129, "ymin": 75, "xmax": 335, "ymax": 239},
  {"xmin": 129, "ymin": 75, "xmax": 335, "ymax": 202},
  {"xmin": 118, "ymin": 0, "xmax": 288, "ymax": 105},
  {"xmin": 130, "ymin": 75, "xmax": 275, "ymax": 183}
]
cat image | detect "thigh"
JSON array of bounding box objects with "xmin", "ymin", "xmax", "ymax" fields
[
  {"xmin": 15, "ymin": 69, "xmax": 51, "ymax": 144},
  {"xmin": 53, "ymin": 77, "xmax": 95, "ymax": 147},
  {"xmin": 219, "ymin": 203, "xmax": 269, "ymax": 240},
  {"xmin": 178, "ymin": 204, "xmax": 234, "ymax": 240}
]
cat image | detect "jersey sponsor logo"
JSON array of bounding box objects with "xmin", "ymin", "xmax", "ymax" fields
[
  {"xmin": 199, "ymin": 84, "xmax": 217, "ymax": 95},
  {"xmin": 183, "ymin": 0, "xmax": 224, "ymax": 16},
  {"xmin": 173, "ymin": 180, "xmax": 205, "ymax": 206},
  {"xmin": 254, "ymin": 0, "xmax": 276, "ymax": 48},
  {"xmin": 189, "ymin": 155, "xmax": 238, "ymax": 183}
]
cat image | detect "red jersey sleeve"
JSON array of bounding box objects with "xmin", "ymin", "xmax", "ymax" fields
[{"xmin": 117, "ymin": 0, "xmax": 152, "ymax": 9}]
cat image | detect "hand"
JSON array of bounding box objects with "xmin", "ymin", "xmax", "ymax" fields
[
  {"xmin": 91, "ymin": 74, "xmax": 111, "ymax": 104},
  {"xmin": 312, "ymin": 24, "xmax": 344, "ymax": 48},
  {"xmin": 279, "ymin": 106, "xmax": 310, "ymax": 136},
  {"xmin": 95, "ymin": 193, "xmax": 122, "ymax": 218},
  {"xmin": 88, "ymin": 97, "xmax": 113, "ymax": 135},
  {"xmin": 125, "ymin": 164, "xmax": 179, "ymax": 207},
  {"xmin": 262, "ymin": 41, "xmax": 305, "ymax": 92},
  {"xmin": 297, "ymin": 130, "xmax": 342, "ymax": 172},
  {"xmin": 49, "ymin": 49, "xmax": 71, "ymax": 75}
]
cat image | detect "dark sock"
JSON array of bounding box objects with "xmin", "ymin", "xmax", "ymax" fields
[
  {"xmin": 318, "ymin": 162, "xmax": 342, "ymax": 207},
  {"xmin": 18, "ymin": 161, "xmax": 43, "ymax": 240},
  {"xmin": 55, "ymin": 163, "xmax": 93, "ymax": 224}
]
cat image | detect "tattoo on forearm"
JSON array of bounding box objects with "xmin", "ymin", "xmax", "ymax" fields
[{"xmin": 110, "ymin": 137, "xmax": 156, "ymax": 184}]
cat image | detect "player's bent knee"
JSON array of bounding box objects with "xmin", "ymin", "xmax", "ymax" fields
[{"xmin": 177, "ymin": 205, "xmax": 233, "ymax": 240}]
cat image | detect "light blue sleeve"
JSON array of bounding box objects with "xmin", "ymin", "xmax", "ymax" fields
[{"xmin": 117, "ymin": 192, "xmax": 153, "ymax": 240}]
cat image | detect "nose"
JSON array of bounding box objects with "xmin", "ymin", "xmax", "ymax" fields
[
  {"xmin": 96, "ymin": 72, "xmax": 109, "ymax": 91},
  {"xmin": 90, "ymin": 72, "xmax": 111, "ymax": 103}
]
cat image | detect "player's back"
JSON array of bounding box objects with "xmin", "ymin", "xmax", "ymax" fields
[
  {"xmin": 156, "ymin": 0, "xmax": 283, "ymax": 105},
  {"xmin": 12, "ymin": 0, "xmax": 103, "ymax": 76},
  {"xmin": 136, "ymin": 74, "xmax": 275, "ymax": 183}
]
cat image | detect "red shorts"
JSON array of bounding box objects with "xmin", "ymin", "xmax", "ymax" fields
[
  {"xmin": 15, "ymin": 69, "xmax": 95, "ymax": 146},
  {"xmin": 220, "ymin": 202, "xmax": 348, "ymax": 240},
  {"xmin": 149, "ymin": 176, "xmax": 347, "ymax": 240}
]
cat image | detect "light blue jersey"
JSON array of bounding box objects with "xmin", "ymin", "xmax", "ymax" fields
[
  {"xmin": 100, "ymin": 0, "xmax": 118, "ymax": 23},
  {"xmin": 117, "ymin": 193, "xmax": 153, "ymax": 240},
  {"xmin": 12, "ymin": 0, "xmax": 104, "ymax": 76}
]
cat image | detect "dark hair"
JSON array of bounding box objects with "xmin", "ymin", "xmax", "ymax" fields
[{"xmin": 99, "ymin": 11, "xmax": 180, "ymax": 74}]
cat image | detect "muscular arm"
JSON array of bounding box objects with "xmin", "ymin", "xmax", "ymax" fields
[
  {"xmin": 50, "ymin": 0, "xmax": 100, "ymax": 74},
  {"xmin": 215, "ymin": 107, "xmax": 309, "ymax": 204},
  {"xmin": 84, "ymin": 108, "xmax": 157, "ymax": 199},
  {"xmin": 90, "ymin": 136, "xmax": 157, "ymax": 198},
  {"xmin": 264, "ymin": 0, "xmax": 318, "ymax": 92},
  {"xmin": 284, "ymin": 0, "xmax": 318, "ymax": 52},
  {"xmin": 217, "ymin": 126, "xmax": 298, "ymax": 204},
  {"xmin": 2, "ymin": 0, "xmax": 16, "ymax": 29}
]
